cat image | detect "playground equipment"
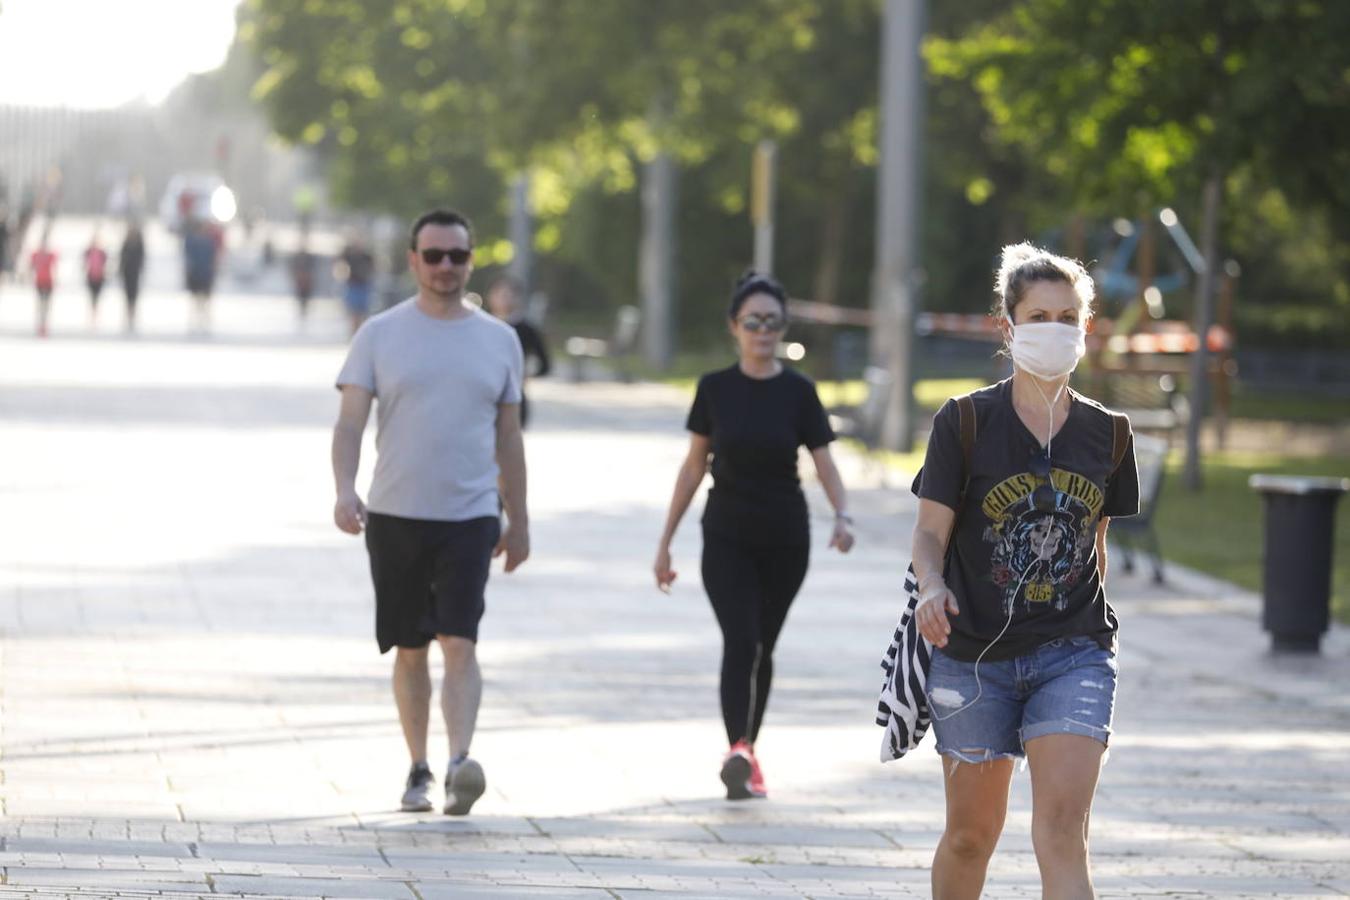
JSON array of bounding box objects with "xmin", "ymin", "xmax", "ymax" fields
[{"xmin": 787, "ymin": 210, "xmax": 1241, "ymax": 444}]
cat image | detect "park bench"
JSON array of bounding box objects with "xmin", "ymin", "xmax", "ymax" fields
[
  {"xmin": 1109, "ymin": 431, "xmax": 1170, "ymax": 583},
  {"xmin": 828, "ymin": 366, "xmax": 894, "ymax": 481},
  {"xmin": 564, "ymin": 305, "xmax": 642, "ymax": 383},
  {"xmin": 1083, "ymin": 370, "xmax": 1179, "ymax": 583},
  {"xmin": 1087, "ymin": 369, "xmax": 1190, "ymax": 437},
  {"xmin": 828, "ymin": 366, "xmax": 893, "ymax": 449}
]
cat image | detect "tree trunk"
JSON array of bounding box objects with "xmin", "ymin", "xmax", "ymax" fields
[
  {"xmin": 812, "ymin": 187, "xmax": 846, "ymax": 306},
  {"xmin": 1136, "ymin": 211, "xmax": 1155, "ymax": 324},
  {"xmin": 639, "ymin": 150, "xmax": 677, "ymax": 371}
]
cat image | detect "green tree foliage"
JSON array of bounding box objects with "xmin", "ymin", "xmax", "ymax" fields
[
  {"xmin": 243, "ymin": 0, "xmax": 1348, "ymax": 354},
  {"xmin": 927, "ymin": 0, "xmax": 1350, "ymax": 340},
  {"xmin": 242, "ymin": 0, "xmax": 887, "ymax": 343},
  {"xmin": 930, "ymin": 1, "xmax": 1350, "ymax": 212},
  {"xmin": 242, "ymin": 0, "xmax": 507, "ymax": 235}
]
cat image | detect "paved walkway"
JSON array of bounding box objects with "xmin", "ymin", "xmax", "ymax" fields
[{"xmin": 0, "ymin": 262, "xmax": 1347, "ymax": 898}]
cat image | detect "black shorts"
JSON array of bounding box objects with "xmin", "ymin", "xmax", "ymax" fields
[{"xmin": 365, "ymin": 512, "xmax": 501, "ymax": 653}]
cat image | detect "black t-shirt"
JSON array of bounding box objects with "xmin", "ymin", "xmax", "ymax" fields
[
  {"xmin": 512, "ymin": 320, "xmax": 551, "ymax": 377},
  {"xmin": 687, "ymin": 365, "xmax": 835, "ymax": 546},
  {"xmin": 913, "ymin": 379, "xmax": 1140, "ymax": 662}
]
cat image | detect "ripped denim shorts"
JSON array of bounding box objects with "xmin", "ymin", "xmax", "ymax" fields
[{"xmin": 925, "ymin": 635, "xmax": 1117, "ymax": 764}]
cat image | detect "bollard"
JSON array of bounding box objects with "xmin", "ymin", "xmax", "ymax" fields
[{"xmin": 1248, "ymin": 475, "xmax": 1350, "ymax": 653}]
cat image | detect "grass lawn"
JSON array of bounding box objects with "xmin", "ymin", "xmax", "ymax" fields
[
  {"xmin": 1227, "ymin": 385, "xmax": 1350, "ymax": 424},
  {"xmin": 1152, "ymin": 451, "xmax": 1350, "ymax": 622},
  {"xmin": 815, "ymin": 377, "xmax": 985, "ymax": 415}
]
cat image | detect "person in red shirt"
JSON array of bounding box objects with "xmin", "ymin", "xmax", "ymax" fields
[
  {"xmin": 29, "ymin": 232, "xmax": 58, "ymax": 338},
  {"xmin": 84, "ymin": 234, "xmax": 108, "ymax": 325}
]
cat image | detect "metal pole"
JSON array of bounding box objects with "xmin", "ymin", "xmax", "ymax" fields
[
  {"xmin": 1214, "ymin": 259, "xmax": 1240, "ymax": 452},
  {"xmin": 869, "ymin": 0, "xmax": 926, "ymax": 451},
  {"xmin": 751, "ymin": 139, "xmax": 776, "ymax": 274},
  {"xmin": 1182, "ymin": 173, "xmax": 1222, "ymax": 491},
  {"xmin": 507, "ymin": 172, "xmax": 532, "ymax": 289},
  {"xmin": 639, "ymin": 150, "xmax": 676, "ymax": 370}
]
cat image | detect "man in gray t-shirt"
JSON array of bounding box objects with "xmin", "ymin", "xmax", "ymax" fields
[{"xmin": 332, "ymin": 208, "xmax": 528, "ymax": 817}]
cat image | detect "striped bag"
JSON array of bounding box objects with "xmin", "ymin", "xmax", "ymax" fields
[
  {"xmin": 874, "ymin": 393, "xmax": 977, "ymax": 763},
  {"xmin": 876, "ymin": 563, "xmax": 933, "ymax": 761}
]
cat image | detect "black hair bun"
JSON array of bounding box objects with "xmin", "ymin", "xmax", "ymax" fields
[
  {"xmin": 736, "ymin": 269, "xmax": 764, "ymax": 289},
  {"xmin": 728, "ymin": 269, "xmax": 787, "ymax": 317}
]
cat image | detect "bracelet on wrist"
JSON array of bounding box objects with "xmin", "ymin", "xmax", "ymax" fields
[{"xmin": 834, "ymin": 512, "xmax": 853, "ymax": 525}]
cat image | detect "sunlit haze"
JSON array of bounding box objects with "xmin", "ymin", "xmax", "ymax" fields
[{"xmin": 0, "ymin": 0, "xmax": 242, "ymax": 108}]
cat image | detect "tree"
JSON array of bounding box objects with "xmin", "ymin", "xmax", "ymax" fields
[
  {"xmin": 243, "ymin": 0, "xmax": 889, "ymax": 358},
  {"xmin": 928, "ymin": 0, "xmax": 1350, "ymax": 486},
  {"xmin": 242, "ymin": 0, "xmax": 509, "ymax": 235}
]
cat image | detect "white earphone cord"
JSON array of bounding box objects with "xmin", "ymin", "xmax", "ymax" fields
[{"xmin": 931, "ymin": 378, "xmax": 1067, "ymax": 722}]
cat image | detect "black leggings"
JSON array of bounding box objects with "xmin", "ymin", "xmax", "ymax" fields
[{"xmin": 701, "ymin": 533, "xmax": 809, "ymax": 745}]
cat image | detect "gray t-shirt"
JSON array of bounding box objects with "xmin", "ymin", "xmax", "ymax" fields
[{"xmin": 336, "ymin": 298, "xmax": 524, "ymax": 521}]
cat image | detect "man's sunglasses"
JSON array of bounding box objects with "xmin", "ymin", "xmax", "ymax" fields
[
  {"xmin": 420, "ymin": 247, "xmax": 473, "ymax": 266},
  {"xmin": 737, "ymin": 314, "xmax": 786, "ymax": 333},
  {"xmin": 1029, "ymin": 448, "xmax": 1056, "ymax": 512}
]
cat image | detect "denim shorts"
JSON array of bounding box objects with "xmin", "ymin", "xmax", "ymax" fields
[{"xmin": 925, "ymin": 635, "xmax": 1118, "ymax": 763}]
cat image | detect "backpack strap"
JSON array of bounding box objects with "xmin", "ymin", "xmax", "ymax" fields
[
  {"xmin": 936, "ymin": 395, "xmax": 979, "ymax": 566},
  {"xmin": 1109, "ymin": 412, "xmax": 1130, "ymax": 476},
  {"xmin": 957, "ymin": 394, "xmax": 977, "ymax": 482},
  {"xmin": 955, "ymin": 394, "xmax": 977, "ymax": 507}
]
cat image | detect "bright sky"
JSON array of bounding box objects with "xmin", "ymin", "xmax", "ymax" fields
[{"xmin": 0, "ymin": 0, "xmax": 242, "ymax": 108}]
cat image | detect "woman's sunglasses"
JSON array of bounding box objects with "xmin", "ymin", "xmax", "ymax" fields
[
  {"xmin": 420, "ymin": 247, "xmax": 473, "ymax": 266},
  {"xmin": 737, "ymin": 314, "xmax": 786, "ymax": 333},
  {"xmin": 1029, "ymin": 448, "xmax": 1057, "ymax": 512}
]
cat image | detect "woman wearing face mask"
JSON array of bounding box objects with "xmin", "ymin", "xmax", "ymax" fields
[
  {"xmin": 909, "ymin": 243, "xmax": 1140, "ymax": 898},
  {"xmin": 654, "ymin": 270, "xmax": 854, "ymax": 801}
]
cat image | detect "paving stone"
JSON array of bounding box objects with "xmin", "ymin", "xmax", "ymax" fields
[
  {"xmin": 3, "ymin": 866, "xmax": 209, "ymax": 888},
  {"xmin": 194, "ymin": 842, "xmax": 385, "ymax": 866},
  {"xmin": 416, "ymin": 886, "xmax": 611, "ymax": 900},
  {"xmin": 3, "ymin": 838, "xmax": 197, "ymax": 860},
  {"xmin": 209, "ymin": 874, "xmax": 416, "ymax": 898},
  {"xmin": 380, "ymin": 849, "xmax": 579, "ymax": 875}
]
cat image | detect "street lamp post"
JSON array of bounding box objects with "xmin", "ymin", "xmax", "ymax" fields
[
  {"xmin": 869, "ymin": 0, "xmax": 926, "ymax": 451},
  {"xmin": 751, "ymin": 140, "xmax": 776, "ymax": 275}
]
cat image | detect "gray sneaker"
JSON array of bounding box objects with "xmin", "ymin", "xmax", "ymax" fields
[
  {"xmin": 400, "ymin": 762, "xmax": 435, "ymax": 812},
  {"xmin": 444, "ymin": 757, "xmax": 486, "ymax": 816}
]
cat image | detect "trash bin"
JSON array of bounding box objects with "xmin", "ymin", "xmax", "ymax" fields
[{"xmin": 1248, "ymin": 475, "xmax": 1350, "ymax": 653}]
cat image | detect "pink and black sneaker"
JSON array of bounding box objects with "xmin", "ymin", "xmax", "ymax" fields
[
  {"xmin": 747, "ymin": 748, "xmax": 768, "ymax": 799},
  {"xmin": 720, "ymin": 740, "xmax": 766, "ymax": 800}
]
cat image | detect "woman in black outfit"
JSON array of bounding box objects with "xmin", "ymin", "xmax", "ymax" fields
[
  {"xmin": 487, "ymin": 276, "xmax": 551, "ymax": 428},
  {"xmin": 654, "ymin": 271, "xmax": 854, "ymax": 800}
]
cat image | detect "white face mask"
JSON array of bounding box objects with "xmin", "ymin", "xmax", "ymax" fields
[{"xmin": 1007, "ymin": 321, "xmax": 1086, "ymax": 380}]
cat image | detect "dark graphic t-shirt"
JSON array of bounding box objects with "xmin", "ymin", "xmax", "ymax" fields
[
  {"xmin": 913, "ymin": 379, "xmax": 1140, "ymax": 662},
  {"xmin": 687, "ymin": 365, "xmax": 835, "ymax": 546}
]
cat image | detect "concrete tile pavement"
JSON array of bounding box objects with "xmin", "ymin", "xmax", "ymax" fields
[{"xmin": 0, "ymin": 276, "xmax": 1348, "ymax": 897}]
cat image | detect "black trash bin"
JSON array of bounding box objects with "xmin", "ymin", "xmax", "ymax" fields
[{"xmin": 1249, "ymin": 475, "xmax": 1350, "ymax": 653}]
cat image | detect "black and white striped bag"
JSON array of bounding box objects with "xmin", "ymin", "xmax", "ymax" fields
[
  {"xmin": 874, "ymin": 394, "xmax": 976, "ymax": 763},
  {"xmin": 875, "ymin": 563, "xmax": 934, "ymax": 762}
]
